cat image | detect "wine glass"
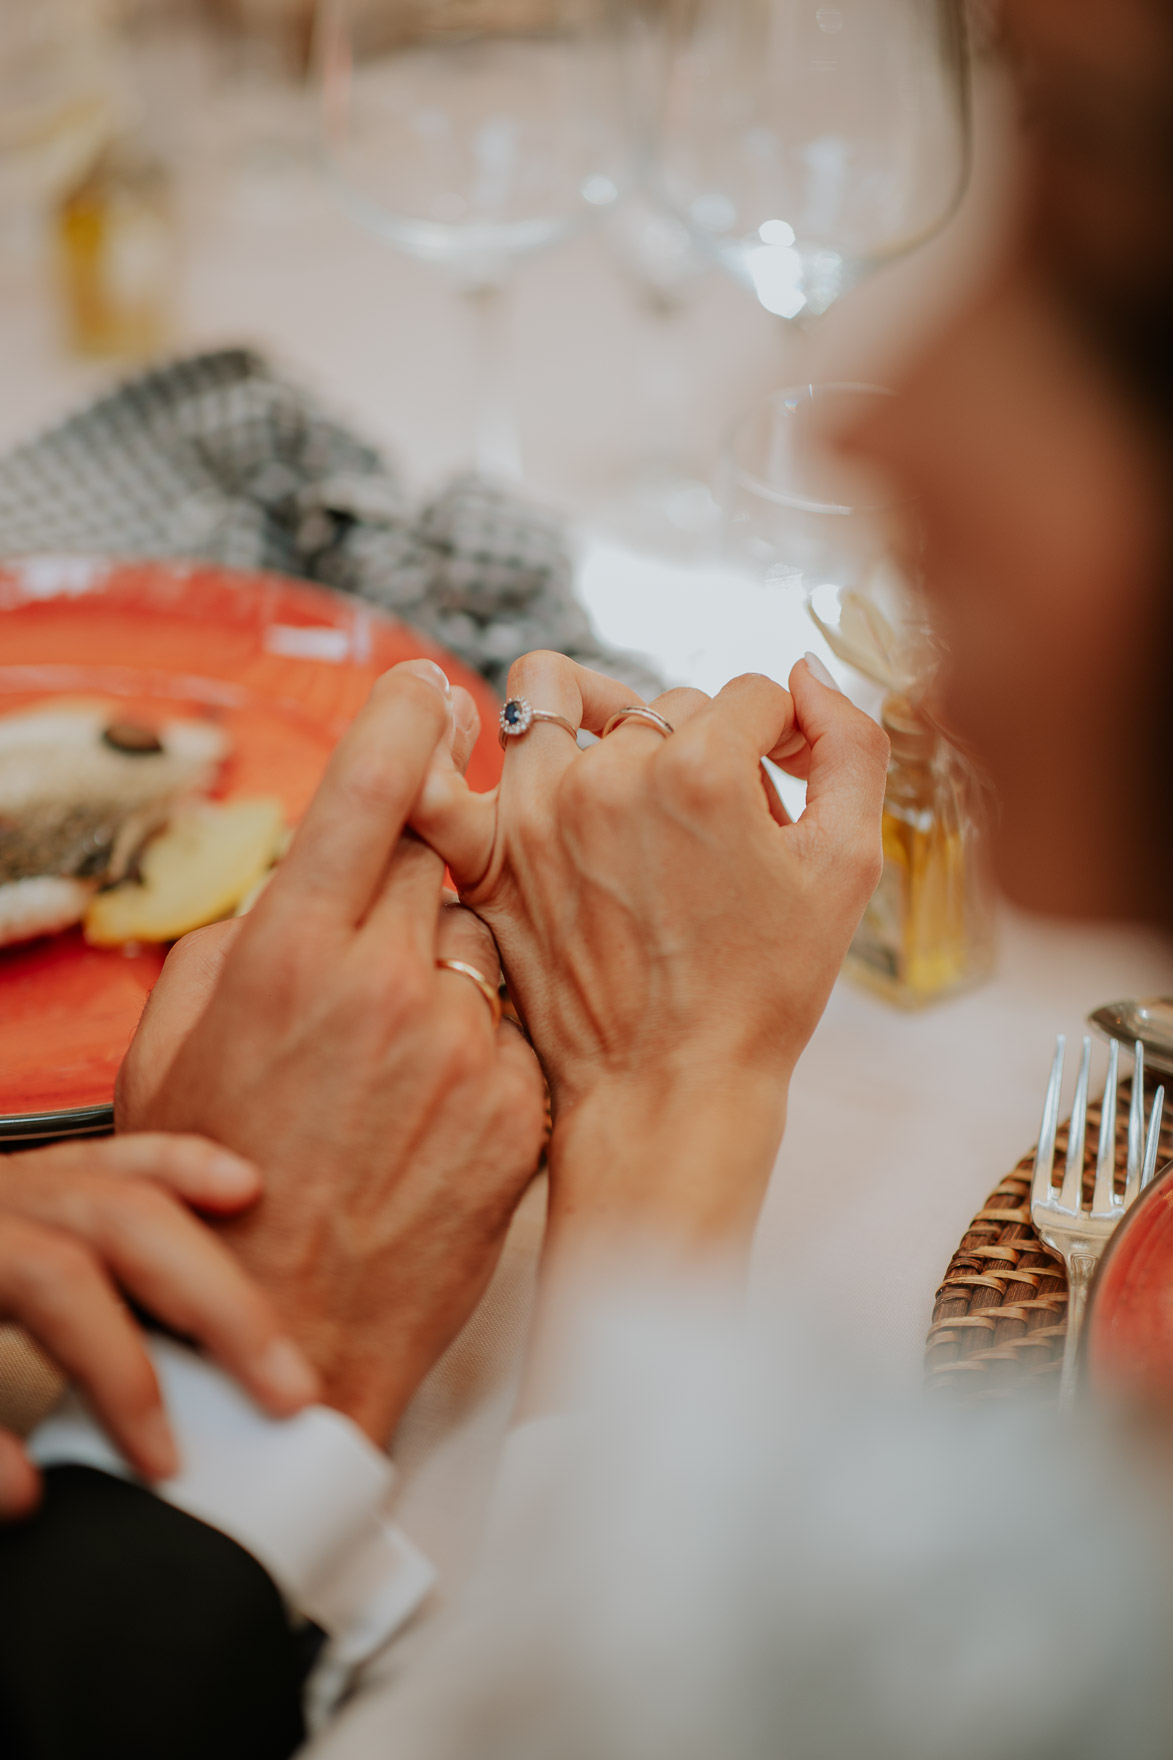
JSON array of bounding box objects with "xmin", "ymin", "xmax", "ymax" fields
[
  {"xmin": 720, "ymin": 382, "xmax": 899, "ymax": 582},
  {"xmin": 317, "ymin": 0, "xmax": 637, "ymax": 479},
  {"xmin": 716, "ymin": 380, "xmax": 913, "ymax": 706},
  {"xmin": 653, "ymin": 0, "xmax": 970, "ymax": 324}
]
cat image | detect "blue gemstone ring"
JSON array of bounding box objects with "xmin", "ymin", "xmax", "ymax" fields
[{"xmin": 498, "ymin": 697, "xmax": 579, "ymax": 750}]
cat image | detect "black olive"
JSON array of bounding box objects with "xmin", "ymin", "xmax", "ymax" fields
[{"xmin": 102, "ymin": 721, "xmax": 164, "ymax": 755}]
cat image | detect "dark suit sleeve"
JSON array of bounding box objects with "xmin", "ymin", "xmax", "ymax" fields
[{"xmin": 0, "ymin": 1465, "xmax": 309, "ymax": 1760}]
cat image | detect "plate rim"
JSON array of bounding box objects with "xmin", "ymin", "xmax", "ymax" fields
[{"xmin": 0, "ymin": 1102, "xmax": 115, "ymax": 1143}]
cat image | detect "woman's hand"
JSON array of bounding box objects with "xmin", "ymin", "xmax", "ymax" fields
[
  {"xmin": 119, "ymin": 660, "xmax": 548, "ymax": 1445},
  {"xmin": 0, "ymin": 1134, "xmax": 318, "ymax": 1519},
  {"xmin": 409, "ymin": 651, "xmax": 888, "ymax": 1251}
]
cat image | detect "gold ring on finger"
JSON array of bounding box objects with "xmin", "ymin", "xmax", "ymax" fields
[
  {"xmin": 499, "ymin": 697, "xmax": 580, "ymax": 748},
  {"xmin": 435, "ymin": 959, "xmax": 503, "ymax": 1029},
  {"xmin": 601, "ymin": 706, "xmax": 675, "ymax": 740}
]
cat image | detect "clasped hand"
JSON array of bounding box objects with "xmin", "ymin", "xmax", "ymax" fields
[
  {"xmin": 409, "ymin": 651, "xmax": 887, "ymax": 1249},
  {"xmin": 117, "ymin": 659, "xmax": 548, "ymax": 1445},
  {"xmin": 3, "ymin": 649, "xmax": 886, "ymax": 1504}
]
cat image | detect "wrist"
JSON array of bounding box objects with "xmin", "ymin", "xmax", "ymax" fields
[
  {"xmin": 294, "ymin": 1317, "xmax": 423, "ymax": 1447},
  {"xmin": 220, "ymin": 1262, "xmax": 417, "ymax": 1448},
  {"xmin": 256, "ymin": 1314, "xmax": 402, "ymax": 1447},
  {"xmin": 546, "ymin": 1064, "xmax": 790, "ymax": 1259},
  {"xmin": 516, "ymin": 1066, "xmax": 788, "ymax": 1420},
  {"xmin": 319, "ymin": 1361, "xmax": 414, "ymax": 1447}
]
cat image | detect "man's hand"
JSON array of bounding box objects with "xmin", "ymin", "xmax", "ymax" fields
[
  {"xmin": 119, "ymin": 660, "xmax": 547, "ymax": 1445},
  {"xmin": 0, "ymin": 1134, "xmax": 317, "ymax": 1518},
  {"xmin": 408, "ymin": 652, "xmax": 888, "ymax": 1253}
]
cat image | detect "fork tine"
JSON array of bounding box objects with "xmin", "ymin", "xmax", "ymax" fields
[
  {"xmin": 1126, "ymin": 1040, "xmax": 1147, "ymax": 1205},
  {"xmin": 1059, "ymin": 1035, "xmax": 1092, "ymax": 1210},
  {"xmin": 1140, "ymin": 1087, "xmax": 1165, "ymax": 1194},
  {"xmin": 1093, "ymin": 1037, "xmax": 1120, "ymax": 1213},
  {"xmin": 1032, "ymin": 1035, "xmax": 1065, "ymax": 1209}
]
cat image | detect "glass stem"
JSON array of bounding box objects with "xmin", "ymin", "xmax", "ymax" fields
[{"xmin": 463, "ymin": 276, "xmax": 522, "ymax": 482}]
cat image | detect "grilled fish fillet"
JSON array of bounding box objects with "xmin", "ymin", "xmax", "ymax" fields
[{"xmin": 0, "ymin": 702, "xmax": 229, "ymax": 948}]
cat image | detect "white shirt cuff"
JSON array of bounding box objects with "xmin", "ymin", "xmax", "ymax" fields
[{"xmin": 29, "ymin": 1336, "xmax": 435, "ymax": 1685}]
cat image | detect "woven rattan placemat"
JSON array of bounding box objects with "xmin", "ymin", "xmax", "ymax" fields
[{"xmin": 927, "ymin": 1071, "xmax": 1173, "ymax": 1399}]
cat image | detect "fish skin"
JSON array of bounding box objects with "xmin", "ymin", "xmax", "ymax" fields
[
  {"xmin": 0, "ymin": 701, "xmax": 229, "ymax": 947},
  {"xmin": 0, "ymin": 802, "xmax": 154, "ymax": 883}
]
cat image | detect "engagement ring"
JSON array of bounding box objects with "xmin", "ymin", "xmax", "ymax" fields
[{"xmin": 498, "ymin": 697, "xmax": 579, "ymax": 748}]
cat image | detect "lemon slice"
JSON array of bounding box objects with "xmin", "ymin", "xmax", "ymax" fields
[{"xmin": 85, "ymin": 798, "xmax": 286, "ymax": 946}]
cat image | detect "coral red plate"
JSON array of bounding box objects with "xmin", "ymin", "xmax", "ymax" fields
[
  {"xmin": 0, "ymin": 557, "xmax": 502, "ymax": 1140},
  {"xmin": 1085, "ymin": 1161, "xmax": 1173, "ymax": 1398}
]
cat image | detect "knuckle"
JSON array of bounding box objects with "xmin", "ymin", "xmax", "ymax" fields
[
  {"xmin": 657, "ymin": 685, "xmax": 710, "ymax": 719},
  {"xmin": 124, "ymin": 1178, "xmax": 175, "ymax": 1220},
  {"xmin": 853, "ymin": 836, "xmax": 884, "ymax": 896},
  {"xmin": 372, "ymin": 667, "xmax": 448, "ymax": 726},
  {"xmin": 440, "ymin": 919, "xmax": 499, "ymax": 982},
  {"xmin": 430, "ymin": 1013, "xmax": 486, "ymax": 1087},
  {"xmin": 341, "ymin": 956, "xmax": 425, "ymax": 1039},
  {"xmin": 233, "ymin": 914, "xmax": 303, "ymax": 993},
  {"xmin": 171, "ymin": 919, "xmax": 234, "ymax": 968},
  {"xmin": 559, "ymin": 750, "xmax": 633, "ymax": 823},
  {"xmin": 148, "ymin": 1131, "xmax": 219, "ymax": 1175},
  {"xmin": 858, "ymin": 714, "xmax": 892, "ymax": 771},
  {"xmin": 657, "ymin": 733, "xmax": 730, "ymax": 814},
  {"xmin": 505, "ymin": 649, "xmax": 567, "ymax": 698},
  {"xmin": 383, "ymin": 961, "xmax": 431, "ymax": 1025},
  {"xmin": 101, "ymin": 1132, "xmax": 174, "ymax": 1179},
  {"xmin": 17, "ymin": 1235, "xmax": 95, "ymax": 1305},
  {"xmin": 100, "ymin": 1179, "xmax": 175, "ymax": 1236},
  {"xmin": 157, "ymin": 929, "xmax": 206, "ymax": 982},
  {"xmin": 155, "ymin": 918, "xmax": 238, "ymax": 997},
  {"xmin": 499, "ymin": 1062, "xmax": 544, "ymax": 1134},
  {"xmin": 337, "ymin": 758, "xmax": 410, "ymax": 822}
]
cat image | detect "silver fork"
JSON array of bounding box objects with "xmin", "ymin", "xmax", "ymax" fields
[{"xmin": 1030, "ymin": 1033, "xmax": 1165, "ymax": 1402}]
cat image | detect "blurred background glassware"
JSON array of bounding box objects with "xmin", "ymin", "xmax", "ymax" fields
[
  {"xmin": 204, "ymin": 0, "xmax": 317, "ymax": 77},
  {"xmin": 0, "ymin": 0, "xmax": 182, "ymax": 358},
  {"xmin": 652, "ymin": 0, "xmax": 970, "ymax": 326},
  {"xmin": 56, "ymin": 131, "xmax": 177, "ymax": 357},
  {"xmin": 596, "ymin": 189, "xmax": 723, "ymax": 556},
  {"xmin": 719, "ymin": 379, "xmax": 995, "ymax": 1007},
  {"xmin": 191, "ymin": 0, "xmax": 319, "ymax": 192},
  {"xmin": 719, "ymin": 382, "xmax": 901, "ymax": 604},
  {"xmin": 316, "ymin": 0, "xmax": 637, "ymax": 480},
  {"xmin": 0, "ymin": 1, "xmax": 123, "ymax": 269}
]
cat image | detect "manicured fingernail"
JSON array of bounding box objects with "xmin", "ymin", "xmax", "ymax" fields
[
  {"xmin": 135, "ymin": 1409, "xmax": 179, "ymax": 1481},
  {"xmin": 803, "ymin": 652, "xmax": 842, "ymax": 693},
  {"xmin": 403, "ymin": 659, "xmax": 451, "ymax": 698},
  {"xmin": 255, "ymin": 1337, "xmax": 320, "ymax": 1409}
]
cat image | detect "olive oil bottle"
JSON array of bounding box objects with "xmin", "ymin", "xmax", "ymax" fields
[
  {"xmin": 56, "ymin": 133, "xmax": 175, "ymax": 357},
  {"xmin": 846, "ymin": 692, "xmax": 995, "ymax": 1007}
]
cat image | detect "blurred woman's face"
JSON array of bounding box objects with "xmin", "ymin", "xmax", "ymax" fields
[{"xmin": 850, "ymin": 0, "xmax": 1171, "ymax": 924}]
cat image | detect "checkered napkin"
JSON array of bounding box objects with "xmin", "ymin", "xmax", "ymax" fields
[{"xmin": 0, "ymin": 347, "xmax": 662, "ymax": 698}]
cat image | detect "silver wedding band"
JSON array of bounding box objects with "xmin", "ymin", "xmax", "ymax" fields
[
  {"xmin": 434, "ymin": 959, "xmax": 503, "ymax": 1029},
  {"xmin": 601, "ymin": 706, "xmax": 675, "ymax": 740},
  {"xmin": 499, "ymin": 696, "xmax": 579, "ymax": 749}
]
